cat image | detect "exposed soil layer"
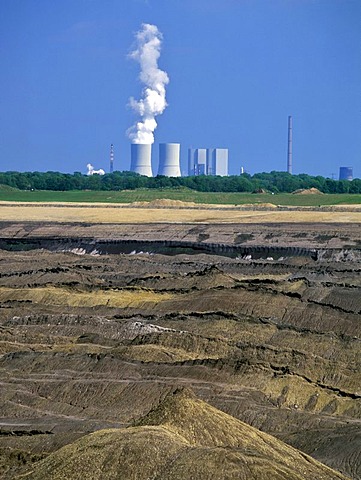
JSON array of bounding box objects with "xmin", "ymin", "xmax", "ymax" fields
[
  {"xmin": 0, "ymin": 221, "xmax": 360, "ymax": 479},
  {"xmin": 0, "ymin": 236, "xmax": 320, "ymax": 259},
  {"xmin": 21, "ymin": 388, "xmax": 348, "ymax": 480},
  {"xmin": 0, "ymin": 220, "xmax": 361, "ymax": 248}
]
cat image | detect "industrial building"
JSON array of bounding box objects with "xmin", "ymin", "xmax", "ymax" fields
[
  {"xmin": 208, "ymin": 148, "xmax": 228, "ymax": 176},
  {"xmin": 130, "ymin": 142, "xmax": 181, "ymax": 177},
  {"xmin": 188, "ymin": 148, "xmax": 228, "ymax": 176},
  {"xmin": 130, "ymin": 144, "xmax": 153, "ymax": 177},
  {"xmin": 158, "ymin": 143, "xmax": 181, "ymax": 176},
  {"xmin": 339, "ymin": 167, "xmax": 353, "ymax": 181},
  {"xmin": 129, "ymin": 143, "xmax": 227, "ymax": 178}
]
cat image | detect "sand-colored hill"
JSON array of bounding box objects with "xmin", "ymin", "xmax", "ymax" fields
[
  {"xmin": 131, "ymin": 198, "xmax": 198, "ymax": 207},
  {"xmin": 21, "ymin": 388, "xmax": 347, "ymax": 480},
  {"xmin": 292, "ymin": 187, "xmax": 323, "ymax": 194}
]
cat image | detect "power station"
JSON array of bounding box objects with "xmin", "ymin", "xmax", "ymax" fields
[
  {"xmin": 130, "ymin": 144, "xmax": 153, "ymax": 177},
  {"xmin": 125, "ymin": 27, "xmax": 359, "ymax": 182},
  {"xmin": 188, "ymin": 148, "xmax": 228, "ymax": 176},
  {"xmin": 188, "ymin": 148, "xmax": 206, "ymax": 175},
  {"xmin": 129, "ymin": 144, "xmax": 229, "ymax": 177},
  {"xmin": 158, "ymin": 143, "xmax": 181, "ymax": 176},
  {"xmin": 130, "ymin": 143, "xmax": 181, "ymax": 177},
  {"xmin": 339, "ymin": 167, "xmax": 353, "ymax": 181},
  {"xmin": 208, "ymin": 148, "xmax": 228, "ymax": 176}
]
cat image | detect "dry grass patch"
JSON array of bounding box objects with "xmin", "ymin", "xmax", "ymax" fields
[
  {"xmin": 0, "ymin": 286, "xmax": 173, "ymax": 308},
  {"xmin": 0, "ymin": 204, "xmax": 360, "ymax": 223}
]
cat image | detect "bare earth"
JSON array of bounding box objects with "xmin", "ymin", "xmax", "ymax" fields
[{"xmin": 0, "ymin": 201, "xmax": 360, "ymax": 479}]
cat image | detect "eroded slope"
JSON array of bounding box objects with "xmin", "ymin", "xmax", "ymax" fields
[
  {"xmin": 0, "ymin": 223, "xmax": 360, "ymax": 479},
  {"xmin": 21, "ymin": 388, "xmax": 348, "ymax": 480}
]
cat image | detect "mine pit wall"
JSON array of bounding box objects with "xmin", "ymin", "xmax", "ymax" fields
[
  {"xmin": 0, "ymin": 237, "xmax": 319, "ymax": 259},
  {"xmin": 0, "ymin": 221, "xmax": 359, "ymax": 260},
  {"xmin": 94, "ymin": 239, "xmax": 318, "ymax": 260},
  {"xmin": 0, "ymin": 222, "xmax": 360, "ymax": 480},
  {"xmin": 0, "ymin": 236, "xmax": 360, "ymax": 261}
]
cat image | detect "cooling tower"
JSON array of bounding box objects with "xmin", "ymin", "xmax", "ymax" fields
[
  {"xmin": 158, "ymin": 143, "xmax": 181, "ymax": 177},
  {"xmin": 339, "ymin": 167, "xmax": 353, "ymax": 181},
  {"xmin": 130, "ymin": 144, "xmax": 153, "ymax": 177}
]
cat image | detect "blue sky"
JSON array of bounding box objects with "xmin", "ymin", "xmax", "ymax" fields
[{"xmin": 0, "ymin": 0, "xmax": 360, "ymax": 177}]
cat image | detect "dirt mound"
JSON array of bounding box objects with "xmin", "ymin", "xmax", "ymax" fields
[
  {"xmin": 241, "ymin": 202, "xmax": 278, "ymax": 208},
  {"xmin": 131, "ymin": 198, "xmax": 197, "ymax": 207},
  {"xmin": 292, "ymin": 187, "xmax": 323, "ymax": 195},
  {"xmin": 22, "ymin": 388, "xmax": 346, "ymax": 480},
  {"xmin": 252, "ymin": 188, "xmax": 268, "ymax": 193}
]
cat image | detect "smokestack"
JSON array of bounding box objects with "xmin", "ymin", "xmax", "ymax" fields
[
  {"xmin": 158, "ymin": 143, "xmax": 181, "ymax": 177},
  {"xmin": 130, "ymin": 144, "xmax": 153, "ymax": 177},
  {"xmin": 287, "ymin": 115, "xmax": 293, "ymax": 174},
  {"xmin": 110, "ymin": 144, "xmax": 114, "ymax": 173}
]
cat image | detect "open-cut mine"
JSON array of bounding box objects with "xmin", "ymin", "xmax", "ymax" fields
[{"xmin": 0, "ymin": 210, "xmax": 360, "ymax": 479}]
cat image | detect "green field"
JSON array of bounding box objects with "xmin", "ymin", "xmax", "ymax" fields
[{"xmin": 0, "ymin": 188, "xmax": 360, "ymax": 206}]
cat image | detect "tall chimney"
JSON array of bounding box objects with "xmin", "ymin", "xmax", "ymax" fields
[
  {"xmin": 287, "ymin": 115, "xmax": 293, "ymax": 174},
  {"xmin": 110, "ymin": 144, "xmax": 114, "ymax": 173}
]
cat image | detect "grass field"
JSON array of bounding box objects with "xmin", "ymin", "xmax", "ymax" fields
[{"xmin": 0, "ymin": 188, "xmax": 360, "ymax": 206}]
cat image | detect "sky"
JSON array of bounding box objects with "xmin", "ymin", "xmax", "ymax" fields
[{"xmin": 0, "ymin": 0, "xmax": 360, "ymax": 178}]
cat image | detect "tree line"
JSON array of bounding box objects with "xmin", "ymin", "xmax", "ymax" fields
[{"xmin": 0, "ymin": 170, "xmax": 360, "ymax": 194}]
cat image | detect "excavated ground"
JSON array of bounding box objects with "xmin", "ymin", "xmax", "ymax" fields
[
  {"xmin": 0, "ymin": 221, "xmax": 360, "ymax": 479},
  {"xmin": 19, "ymin": 388, "xmax": 349, "ymax": 480}
]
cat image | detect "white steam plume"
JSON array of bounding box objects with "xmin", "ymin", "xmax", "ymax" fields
[
  {"xmin": 87, "ymin": 163, "xmax": 105, "ymax": 176},
  {"xmin": 127, "ymin": 23, "xmax": 169, "ymax": 144}
]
